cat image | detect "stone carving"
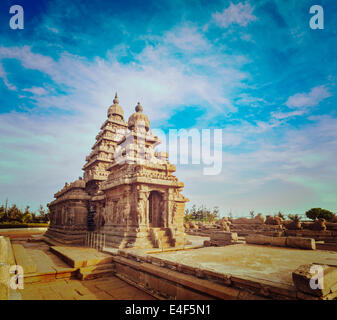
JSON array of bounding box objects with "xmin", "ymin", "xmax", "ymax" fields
[{"xmin": 136, "ymin": 200, "xmax": 144, "ymax": 225}]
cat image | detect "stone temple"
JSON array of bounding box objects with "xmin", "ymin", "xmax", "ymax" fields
[{"xmin": 45, "ymin": 94, "xmax": 189, "ymax": 249}]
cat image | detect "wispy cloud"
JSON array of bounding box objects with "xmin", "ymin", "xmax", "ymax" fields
[
  {"xmin": 213, "ymin": 2, "xmax": 257, "ymax": 28},
  {"xmin": 164, "ymin": 26, "xmax": 208, "ymax": 52},
  {"xmin": 0, "ymin": 63, "xmax": 17, "ymax": 91},
  {"xmin": 0, "ymin": 0, "xmax": 336, "ymax": 216},
  {"xmin": 271, "ymin": 110, "xmax": 306, "ymax": 120},
  {"xmin": 23, "ymin": 87, "xmax": 48, "ymax": 96},
  {"xmin": 286, "ymin": 85, "xmax": 331, "ymax": 109}
]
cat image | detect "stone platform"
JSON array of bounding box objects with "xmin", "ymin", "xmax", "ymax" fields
[
  {"xmin": 150, "ymin": 244, "xmax": 337, "ymax": 286},
  {"xmin": 3, "ymin": 237, "xmax": 155, "ymax": 300},
  {"xmin": 50, "ymin": 246, "xmax": 113, "ymax": 268},
  {"xmin": 103, "ymin": 237, "xmax": 337, "ymax": 300},
  {"xmin": 10, "ymin": 240, "xmax": 78, "ymax": 284},
  {"xmin": 3, "ymin": 233, "xmax": 337, "ymax": 300}
]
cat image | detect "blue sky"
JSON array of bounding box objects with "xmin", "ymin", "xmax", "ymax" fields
[{"xmin": 0, "ymin": 0, "xmax": 337, "ymax": 217}]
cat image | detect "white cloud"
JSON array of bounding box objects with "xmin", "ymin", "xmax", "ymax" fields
[
  {"xmin": 23, "ymin": 87, "xmax": 48, "ymax": 96},
  {"xmin": 164, "ymin": 26, "xmax": 208, "ymax": 52},
  {"xmin": 286, "ymin": 85, "xmax": 331, "ymax": 108},
  {"xmin": 213, "ymin": 2, "xmax": 257, "ymax": 28},
  {"xmin": 0, "ymin": 26, "xmax": 251, "ymax": 209},
  {"xmin": 0, "ymin": 63, "xmax": 17, "ymax": 91},
  {"xmin": 271, "ymin": 110, "xmax": 306, "ymax": 120}
]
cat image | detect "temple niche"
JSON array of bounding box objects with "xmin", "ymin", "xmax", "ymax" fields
[{"xmin": 45, "ymin": 94, "xmax": 189, "ymax": 249}]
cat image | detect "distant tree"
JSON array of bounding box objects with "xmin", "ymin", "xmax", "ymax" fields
[
  {"xmin": 7, "ymin": 204, "xmax": 23, "ymax": 222},
  {"xmin": 0, "ymin": 202, "xmax": 50, "ymax": 224},
  {"xmin": 249, "ymin": 210, "xmax": 255, "ymax": 219},
  {"xmin": 44, "ymin": 208, "xmax": 50, "ymax": 223},
  {"xmin": 37, "ymin": 204, "xmax": 49, "ymax": 223},
  {"xmin": 184, "ymin": 208, "xmax": 192, "ymax": 222},
  {"xmin": 277, "ymin": 211, "xmax": 285, "ymax": 220},
  {"xmin": 288, "ymin": 214, "xmax": 301, "ymax": 222},
  {"xmin": 184, "ymin": 205, "xmax": 220, "ymax": 222},
  {"xmin": 0, "ymin": 205, "xmax": 5, "ymax": 222},
  {"xmin": 305, "ymin": 208, "xmax": 335, "ymax": 221},
  {"xmin": 22, "ymin": 205, "xmax": 33, "ymax": 223}
]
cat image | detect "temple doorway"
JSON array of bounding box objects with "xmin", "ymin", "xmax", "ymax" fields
[{"xmin": 148, "ymin": 191, "xmax": 163, "ymax": 227}]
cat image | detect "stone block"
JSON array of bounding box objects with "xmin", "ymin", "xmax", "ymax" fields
[
  {"xmin": 292, "ymin": 264, "xmax": 337, "ymax": 297},
  {"xmin": 211, "ymin": 231, "xmax": 238, "ymax": 242},
  {"xmin": 286, "ymin": 237, "xmax": 316, "ymax": 250},
  {"xmin": 246, "ymin": 235, "xmax": 287, "ymax": 247}
]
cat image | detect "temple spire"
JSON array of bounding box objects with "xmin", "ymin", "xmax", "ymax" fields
[
  {"xmin": 135, "ymin": 101, "xmax": 143, "ymax": 112},
  {"xmin": 113, "ymin": 92, "xmax": 119, "ymax": 104}
]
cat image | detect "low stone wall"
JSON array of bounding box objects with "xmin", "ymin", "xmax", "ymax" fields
[
  {"xmin": 187, "ymin": 221, "xmax": 337, "ymax": 246},
  {"xmin": 230, "ymin": 223, "xmax": 284, "ymax": 237},
  {"xmin": 285, "ymin": 229, "xmax": 337, "ymax": 243},
  {"xmin": 246, "ymin": 235, "xmax": 316, "ymax": 250},
  {"xmin": 105, "ymin": 248, "xmax": 336, "ymax": 300}
]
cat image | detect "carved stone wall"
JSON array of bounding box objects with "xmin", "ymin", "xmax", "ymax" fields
[{"xmin": 45, "ymin": 179, "xmax": 90, "ymax": 244}]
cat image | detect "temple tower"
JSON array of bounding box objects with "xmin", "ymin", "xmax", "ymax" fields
[
  {"xmin": 46, "ymin": 94, "xmax": 188, "ymax": 248},
  {"xmin": 95, "ymin": 102, "xmax": 189, "ymax": 249},
  {"xmin": 82, "ymin": 94, "xmax": 128, "ymax": 229},
  {"xmin": 82, "ymin": 93, "xmax": 127, "ymax": 196}
]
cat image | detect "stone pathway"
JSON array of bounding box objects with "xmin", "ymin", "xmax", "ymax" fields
[{"xmin": 20, "ymin": 275, "xmax": 155, "ymax": 300}]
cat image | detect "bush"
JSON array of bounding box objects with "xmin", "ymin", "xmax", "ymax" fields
[
  {"xmin": 0, "ymin": 222, "xmax": 49, "ymax": 229},
  {"xmin": 305, "ymin": 208, "xmax": 335, "ymax": 221}
]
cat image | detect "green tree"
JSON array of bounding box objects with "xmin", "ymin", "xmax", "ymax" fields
[
  {"xmin": 22, "ymin": 205, "xmax": 33, "ymax": 223},
  {"xmin": 277, "ymin": 211, "xmax": 285, "ymax": 219},
  {"xmin": 37, "ymin": 205, "xmax": 49, "ymax": 223},
  {"xmin": 184, "ymin": 205, "xmax": 220, "ymax": 222},
  {"xmin": 305, "ymin": 208, "xmax": 334, "ymax": 221},
  {"xmin": 288, "ymin": 214, "xmax": 301, "ymax": 222},
  {"xmin": 7, "ymin": 204, "xmax": 23, "ymax": 222},
  {"xmin": 0, "ymin": 205, "xmax": 5, "ymax": 222}
]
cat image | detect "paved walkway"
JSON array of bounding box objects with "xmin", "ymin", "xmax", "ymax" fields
[{"xmin": 20, "ymin": 276, "xmax": 155, "ymax": 300}]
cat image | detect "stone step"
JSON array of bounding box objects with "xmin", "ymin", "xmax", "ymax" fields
[
  {"xmin": 3, "ymin": 237, "xmax": 15, "ymax": 266},
  {"xmin": 50, "ymin": 246, "xmax": 113, "ymax": 268},
  {"xmin": 80, "ymin": 268, "xmax": 115, "ymax": 280},
  {"xmin": 12, "ymin": 244, "xmax": 37, "ymax": 274},
  {"xmin": 78, "ymin": 263, "xmax": 115, "ymax": 280}
]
